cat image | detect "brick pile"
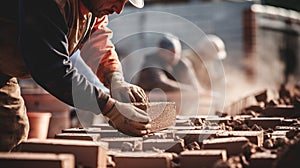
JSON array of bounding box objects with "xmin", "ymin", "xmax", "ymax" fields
[{"xmin": 1, "ymin": 83, "xmax": 300, "ymax": 168}]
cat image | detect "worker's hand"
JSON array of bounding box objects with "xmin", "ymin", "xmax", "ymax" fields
[
  {"xmin": 102, "ymin": 100, "xmax": 151, "ymax": 137},
  {"xmin": 110, "ymin": 73, "xmax": 149, "ymax": 110}
]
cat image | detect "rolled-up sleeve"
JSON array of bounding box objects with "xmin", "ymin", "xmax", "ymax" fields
[{"xmin": 80, "ymin": 16, "xmax": 122, "ymax": 88}]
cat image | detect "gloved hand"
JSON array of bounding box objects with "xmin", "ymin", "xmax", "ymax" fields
[
  {"xmin": 102, "ymin": 99, "xmax": 151, "ymax": 137},
  {"xmin": 109, "ymin": 72, "xmax": 149, "ymax": 110}
]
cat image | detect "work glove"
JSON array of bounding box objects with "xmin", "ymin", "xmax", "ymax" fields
[
  {"xmin": 102, "ymin": 98, "xmax": 151, "ymax": 137},
  {"xmin": 109, "ymin": 72, "xmax": 149, "ymax": 110}
]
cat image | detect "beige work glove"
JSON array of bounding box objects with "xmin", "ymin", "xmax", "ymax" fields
[
  {"xmin": 109, "ymin": 72, "xmax": 149, "ymax": 110},
  {"xmin": 102, "ymin": 98, "xmax": 151, "ymax": 137}
]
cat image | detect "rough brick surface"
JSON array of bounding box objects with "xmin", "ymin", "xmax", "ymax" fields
[
  {"xmin": 250, "ymin": 152, "xmax": 277, "ymax": 168},
  {"xmin": 20, "ymin": 139, "xmax": 108, "ymax": 168},
  {"xmin": 55, "ymin": 133, "xmax": 100, "ymax": 141},
  {"xmin": 113, "ymin": 152, "xmax": 173, "ymax": 168},
  {"xmin": 180, "ymin": 150, "xmax": 227, "ymax": 168},
  {"xmin": 202, "ymin": 137, "xmax": 249, "ymax": 156},
  {"xmin": 142, "ymin": 139, "xmax": 185, "ymax": 154},
  {"xmin": 216, "ymin": 131, "xmax": 264, "ymax": 146},
  {"xmin": 0, "ymin": 152, "xmax": 75, "ymax": 168},
  {"xmin": 245, "ymin": 117, "xmax": 284, "ymax": 129},
  {"xmin": 132, "ymin": 102, "xmax": 176, "ymax": 132},
  {"xmin": 100, "ymin": 137, "xmax": 143, "ymax": 151},
  {"xmin": 175, "ymin": 130, "xmax": 220, "ymax": 145}
]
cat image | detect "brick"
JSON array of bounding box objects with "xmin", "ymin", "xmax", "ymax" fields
[
  {"xmin": 175, "ymin": 130, "xmax": 220, "ymax": 145},
  {"xmin": 202, "ymin": 137, "xmax": 249, "ymax": 156},
  {"xmin": 91, "ymin": 123, "xmax": 115, "ymax": 130},
  {"xmin": 20, "ymin": 139, "xmax": 108, "ymax": 168},
  {"xmin": 62, "ymin": 128, "xmax": 128, "ymax": 138},
  {"xmin": 132, "ymin": 102, "xmax": 176, "ymax": 132},
  {"xmin": 142, "ymin": 139, "xmax": 185, "ymax": 154},
  {"xmin": 281, "ymin": 119, "xmax": 298, "ymax": 126},
  {"xmin": 113, "ymin": 152, "xmax": 173, "ymax": 168},
  {"xmin": 245, "ymin": 117, "xmax": 284, "ymax": 129},
  {"xmin": 55, "ymin": 133, "xmax": 100, "ymax": 141},
  {"xmin": 100, "ymin": 137, "xmax": 143, "ymax": 151},
  {"xmin": 261, "ymin": 105, "xmax": 299, "ymax": 118},
  {"xmin": 204, "ymin": 116, "xmax": 232, "ymax": 124},
  {"xmin": 180, "ymin": 150, "xmax": 227, "ymax": 168},
  {"xmin": 95, "ymin": 130, "xmax": 128, "ymax": 138},
  {"xmin": 142, "ymin": 132, "xmax": 169, "ymax": 139},
  {"xmin": 0, "ymin": 152, "xmax": 75, "ymax": 168},
  {"xmin": 216, "ymin": 131, "xmax": 264, "ymax": 146},
  {"xmin": 249, "ymin": 152, "xmax": 277, "ymax": 168},
  {"xmin": 175, "ymin": 119, "xmax": 194, "ymax": 126}
]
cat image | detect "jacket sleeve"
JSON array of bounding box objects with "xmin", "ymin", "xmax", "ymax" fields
[
  {"xmin": 19, "ymin": 0, "xmax": 112, "ymax": 114},
  {"xmin": 80, "ymin": 16, "xmax": 123, "ymax": 89}
]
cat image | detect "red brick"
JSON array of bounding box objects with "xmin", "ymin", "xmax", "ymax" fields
[
  {"xmin": 100, "ymin": 137, "xmax": 143, "ymax": 151},
  {"xmin": 216, "ymin": 131, "xmax": 264, "ymax": 146},
  {"xmin": 180, "ymin": 150, "xmax": 227, "ymax": 168},
  {"xmin": 261, "ymin": 105, "xmax": 299, "ymax": 118},
  {"xmin": 142, "ymin": 132, "xmax": 169, "ymax": 139},
  {"xmin": 142, "ymin": 139, "xmax": 185, "ymax": 154},
  {"xmin": 175, "ymin": 119, "xmax": 194, "ymax": 126},
  {"xmin": 0, "ymin": 152, "xmax": 75, "ymax": 168},
  {"xmin": 113, "ymin": 152, "xmax": 173, "ymax": 168},
  {"xmin": 55, "ymin": 133, "xmax": 100, "ymax": 141},
  {"xmin": 62, "ymin": 128, "xmax": 127, "ymax": 138},
  {"xmin": 91, "ymin": 123, "xmax": 115, "ymax": 130},
  {"xmin": 202, "ymin": 137, "xmax": 249, "ymax": 156},
  {"xmin": 245, "ymin": 117, "xmax": 284, "ymax": 129},
  {"xmin": 132, "ymin": 102, "xmax": 176, "ymax": 132},
  {"xmin": 175, "ymin": 130, "xmax": 220, "ymax": 145},
  {"xmin": 204, "ymin": 116, "xmax": 232, "ymax": 124},
  {"xmin": 250, "ymin": 152, "xmax": 277, "ymax": 168},
  {"xmin": 20, "ymin": 139, "xmax": 108, "ymax": 168}
]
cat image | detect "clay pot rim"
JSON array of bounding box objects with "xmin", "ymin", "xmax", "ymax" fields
[{"xmin": 27, "ymin": 112, "xmax": 52, "ymax": 117}]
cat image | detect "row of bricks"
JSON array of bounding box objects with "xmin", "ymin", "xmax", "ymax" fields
[
  {"xmin": 0, "ymin": 136, "xmax": 279, "ymax": 168},
  {"xmin": 0, "ymin": 115, "xmax": 294, "ymax": 168}
]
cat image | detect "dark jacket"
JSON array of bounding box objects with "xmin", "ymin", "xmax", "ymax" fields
[{"xmin": 0, "ymin": 0, "xmax": 121, "ymax": 113}]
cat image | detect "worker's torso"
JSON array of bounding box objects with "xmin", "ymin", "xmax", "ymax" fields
[{"xmin": 0, "ymin": 0, "xmax": 95, "ymax": 78}]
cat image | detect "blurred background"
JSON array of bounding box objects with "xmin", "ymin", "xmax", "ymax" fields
[{"xmin": 108, "ymin": 0, "xmax": 300, "ymax": 113}]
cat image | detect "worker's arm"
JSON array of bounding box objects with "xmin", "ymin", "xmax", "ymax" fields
[
  {"xmin": 80, "ymin": 15, "xmax": 148, "ymax": 106},
  {"xmin": 19, "ymin": 0, "xmax": 150, "ymax": 136}
]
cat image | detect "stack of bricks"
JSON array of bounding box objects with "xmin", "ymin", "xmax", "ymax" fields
[
  {"xmin": 1, "ymin": 83, "xmax": 300, "ymax": 168},
  {"xmin": 5, "ymin": 112, "xmax": 296, "ymax": 168},
  {"xmin": 2, "ymin": 113, "xmax": 296, "ymax": 168}
]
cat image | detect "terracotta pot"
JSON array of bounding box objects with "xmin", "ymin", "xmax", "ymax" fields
[
  {"xmin": 27, "ymin": 112, "xmax": 52, "ymax": 139},
  {"xmin": 22, "ymin": 93, "xmax": 71, "ymax": 138}
]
